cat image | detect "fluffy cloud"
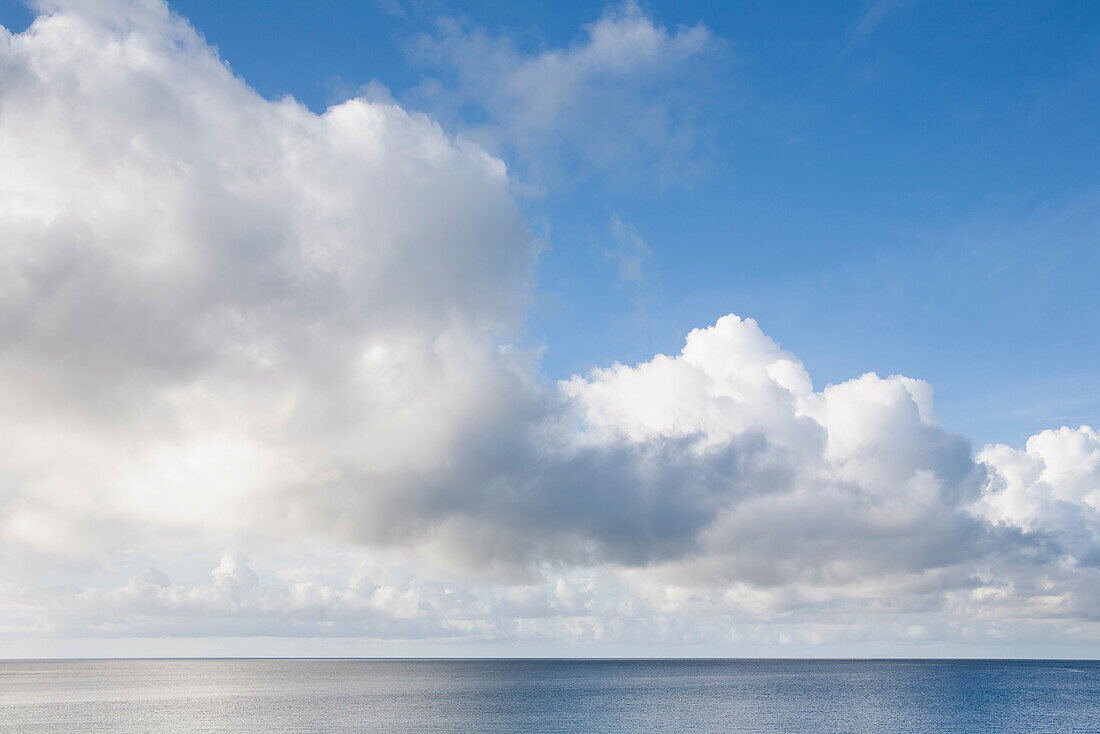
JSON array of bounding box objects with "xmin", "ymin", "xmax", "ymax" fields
[
  {"xmin": 563, "ymin": 315, "xmax": 988, "ymax": 586},
  {"xmin": 977, "ymin": 426, "xmax": 1100, "ymax": 564},
  {"xmin": 0, "ymin": 0, "xmax": 1097, "ymax": 653},
  {"xmin": 0, "ymin": 0, "xmax": 535, "ymax": 569}
]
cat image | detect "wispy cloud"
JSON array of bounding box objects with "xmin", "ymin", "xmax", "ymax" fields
[
  {"xmin": 404, "ymin": 1, "xmax": 726, "ymax": 188},
  {"xmin": 605, "ymin": 214, "xmax": 651, "ymax": 284},
  {"xmin": 854, "ymin": 0, "xmax": 912, "ymax": 38}
]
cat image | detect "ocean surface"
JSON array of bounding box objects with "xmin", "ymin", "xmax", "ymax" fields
[{"xmin": 1, "ymin": 658, "xmax": 1097, "ymax": 733}]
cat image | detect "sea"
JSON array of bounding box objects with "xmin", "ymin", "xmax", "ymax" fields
[{"xmin": 1, "ymin": 659, "xmax": 1097, "ymax": 733}]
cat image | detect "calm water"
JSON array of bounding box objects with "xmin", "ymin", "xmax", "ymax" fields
[{"xmin": 1, "ymin": 659, "xmax": 1097, "ymax": 733}]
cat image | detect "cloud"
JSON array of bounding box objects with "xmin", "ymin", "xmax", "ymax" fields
[
  {"xmin": 405, "ymin": 1, "xmax": 723, "ymax": 187},
  {"xmin": 976, "ymin": 426, "xmax": 1100, "ymax": 563},
  {"xmin": 605, "ymin": 215, "xmax": 650, "ymax": 284},
  {"xmin": 0, "ymin": 0, "xmax": 1097, "ymax": 652},
  {"xmin": 0, "ymin": 0, "xmax": 535, "ymax": 570},
  {"xmin": 562, "ymin": 315, "xmax": 990, "ymax": 586}
]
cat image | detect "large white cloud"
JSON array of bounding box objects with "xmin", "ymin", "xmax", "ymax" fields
[
  {"xmin": 0, "ymin": 0, "xmax": 1097, "ymax": 653},
  {"xmin": 562, "ymin": 315, "xmax": 987, "ymax": 585},
  {"xmin": 0, "ymin": 0, "xmax": 536, "ymax": 569}
]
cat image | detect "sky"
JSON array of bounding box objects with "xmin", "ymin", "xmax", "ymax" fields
[{"xmin": 0, "ymin": 0, "xmax": 1097, "ymax": 658}]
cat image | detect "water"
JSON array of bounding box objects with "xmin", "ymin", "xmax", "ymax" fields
[{"xmin": 1, "ymin": 659, "xmax": 1097, "ymax": 733}]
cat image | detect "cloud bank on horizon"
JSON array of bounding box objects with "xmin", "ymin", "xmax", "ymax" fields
[{"xmin": 0, "ymin": 0, "xmax": 1097, "ymax": 654}]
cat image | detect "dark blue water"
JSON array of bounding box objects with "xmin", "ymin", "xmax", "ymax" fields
[{"xmin": 1, "ymin": 659, "xmax": 1097, "ymax": 733}]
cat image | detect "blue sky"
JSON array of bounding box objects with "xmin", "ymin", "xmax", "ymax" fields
[
  {"xmin": 1, "ymin": 0, "xmax": 1099, "ymax": 656},
  {"xmin": 46, "ymin": 0, "xmax": 1095, "ymax": 448}
]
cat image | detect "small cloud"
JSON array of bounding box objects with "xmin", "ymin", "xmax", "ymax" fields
[
  {"xmin": 357, "ymin": 79, "xmax": 397, "ymax": 105},
  {"xmin": 212, "ymin": 550, "xmax": 259, "ymax": 591}
]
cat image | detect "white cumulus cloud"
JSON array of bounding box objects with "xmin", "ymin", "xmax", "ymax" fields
[{"xmin": 977, "ymin": 426, "xmax": 1100, "ymax": 564}]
